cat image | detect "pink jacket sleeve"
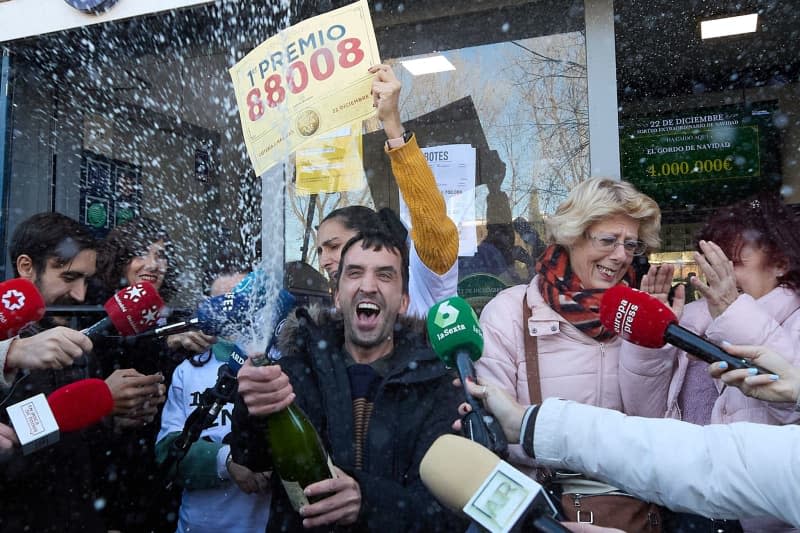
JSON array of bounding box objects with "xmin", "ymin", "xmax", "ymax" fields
[
  {"xmin": 476, "ymin": 287, "xmax": 538, "ymax": 469},
  {"xmin": 705, "ymin": 292, "xmax": 800, "ymax": 424},
  {"xmin": 618, "ymin": 341, "xmax": 676, "ymax": 418}
]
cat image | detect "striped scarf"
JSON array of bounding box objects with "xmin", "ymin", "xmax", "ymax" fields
[{"xmin": 535, "ymin": 244, "xmax": 636, "ymax": 341}]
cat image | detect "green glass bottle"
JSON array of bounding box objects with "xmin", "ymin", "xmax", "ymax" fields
[{"xmin": 267, "ymin": 401, "xmax": 335, "ymax": 512}]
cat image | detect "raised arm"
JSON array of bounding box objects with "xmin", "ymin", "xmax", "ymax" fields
[{"xmin": 369, "ymin": 64, "xmax": 458, "ymax": 276}]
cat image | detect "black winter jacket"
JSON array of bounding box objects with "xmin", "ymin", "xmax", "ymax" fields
[{"xmin": 232, "ymin": 306, "xmax": 468, "ymax": 533}]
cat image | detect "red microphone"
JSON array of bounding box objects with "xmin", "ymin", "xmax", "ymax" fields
[
  {"xmin": 47, "ymin": 378, "xmax": 114, "ymax": 431},
  {"xmin": 5, "ymin": 378, "xmax": 114, "ymax": 454},
  {"xmin": 600, "ymin": 285, "xmax": 766, "ymax": 372},
  {"xmin": 0, "ymin": 278, "xmax": 45, "ymax": 339},
  {"xmin": 82, "ymin": 282, "xmax": 165, "ymax": 340}
]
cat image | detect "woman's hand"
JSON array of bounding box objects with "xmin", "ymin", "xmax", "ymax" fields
[
  {"xmin": 709, "ymin": 344, "xmax": 800, "ymax": 404},
  {"xmin": 639, "ymin": 264, "xmax": 685, "ymax": 319},
  {"xmin": 692, "ymin": 240, "xmax": 739, "ymax": 318},
  {"xmin": 452, "ymin": 378, "xmax": 527, "ymax": 443}
]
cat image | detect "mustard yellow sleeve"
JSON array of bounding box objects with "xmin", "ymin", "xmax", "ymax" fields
[{"xmin": 386, "ymin": 134, "xmax": 458, "ymax": 275}]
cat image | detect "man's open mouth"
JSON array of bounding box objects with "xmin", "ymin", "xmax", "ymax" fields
[{"xmin": 356, "ymin": 302, "xmax": 380, "ymax": 319}]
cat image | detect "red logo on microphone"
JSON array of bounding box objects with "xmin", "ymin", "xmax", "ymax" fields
[
  {"xmin": 123, "ymin": 284, "xmax": 147, "ymax": 303},
  {"xmin": 2, "ymin": 289, "xmax": 25, "ymax": 311},
  {"xmin": 140, "ymin": 306, "xmax": 160, "ymax": 327}
]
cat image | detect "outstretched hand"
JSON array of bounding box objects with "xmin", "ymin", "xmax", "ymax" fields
[
  {"xmin": 709, "ymin": 344, "xmax": 800, "ymax": 404},
  {"xmin": 639, "ymin": 264, "xmax": 685, "ymax": 319},
  {"xmin": 692, "ymin": 240, "xmax": 739, "ymax": 318},
  {"xmin": 452, "ymin": 378, "xmax": 527, "ymax": 443}
]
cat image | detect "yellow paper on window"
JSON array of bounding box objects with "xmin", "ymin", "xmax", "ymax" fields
[
  {"xmin": 229, "ymin": 0, "xmax": 380, "ymax": 176},
  {"xmin": 295, "ymin": 123, "xmax": 366, "ymax": 195}
]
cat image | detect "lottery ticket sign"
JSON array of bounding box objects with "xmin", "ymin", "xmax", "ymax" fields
[{"xmin": 230, "ymin": 0, "xmax": 380, "ymax": 175}]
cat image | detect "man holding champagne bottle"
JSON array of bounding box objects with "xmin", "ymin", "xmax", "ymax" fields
[{"xmin": 231, "ymin": 229, "xmax": 466, "ymax": 532}]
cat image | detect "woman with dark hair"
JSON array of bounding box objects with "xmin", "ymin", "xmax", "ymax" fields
[
  {"xmin": 620, "ymin": 193, "xmax": 800, "ymax": 533},
  {"xmin": 96, "ymin": 215, "xmax": 179, "ymax": 302},
  {"xmin": 90, "ymin": 217, "xmax": 190, "ymax": 532}
]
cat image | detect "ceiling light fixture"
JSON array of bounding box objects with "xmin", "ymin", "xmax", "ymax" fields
[
  {"xmin": 400, "ymin": 55, "xmax": 456, "ymax": 76},
  {"xmin": 701, "ymin": 13, "xmax": 758, "ymax": 39}
]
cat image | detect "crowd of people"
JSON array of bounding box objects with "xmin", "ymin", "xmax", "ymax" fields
[{"xmin": 0, "ymin": 63, "xmax": 798, "ymax": 533}]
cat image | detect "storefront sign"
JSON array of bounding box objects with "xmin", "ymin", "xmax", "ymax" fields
[
  {"xmin": 230, "ymin": 0, "xmax": 380, "ymax": 176},
  {"xmin": 620, "ymin": 102, "xmax": 781, "ymax": 211}
]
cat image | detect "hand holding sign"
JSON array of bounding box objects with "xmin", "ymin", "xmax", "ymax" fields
[{"xmin": 368, "ymin": 64, "xmax": 403, "ymax": 139}]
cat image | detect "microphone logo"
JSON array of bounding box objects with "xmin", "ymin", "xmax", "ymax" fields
[
  {"xmin": 123, "ymin": 284, "xmax": 146, "ymax": 303},
  {"xmin": 613, "ymin": 298, "xmax": 639, "ymax": 336},
  {"xmin": 2, "ymin": 289, "xmax": 25, "ymax": 311},
  {"xmin": 140, "ymin": 306, "xmax": 160, "ymax": 326},
  {"xmin": 433, "ymin": 301, "xmax": 459, "ymax": 328}
]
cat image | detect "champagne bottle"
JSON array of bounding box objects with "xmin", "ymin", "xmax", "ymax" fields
[
  {"xmin": 266, "ymin": 402, "xmax": 336, "ymax": 511},
  {"xmin": 252, "ymin": 290, "xmax": 334, "ymax": 511}
]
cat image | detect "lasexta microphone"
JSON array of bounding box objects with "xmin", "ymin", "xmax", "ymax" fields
[
  {"xmin": 600, "ymin": 285, "xmax": 768, "ymax": 373},
  {"xmin": 427, "ymin": 297, "xmax": 507, "ymax": 456},
  {"xmin": 0, "ymin": 278, "xmax": 46, "ymax": 339},
  {"xmin": 6, "ymin": 378, "xmax": 114, "ymax": 454},
  {"xmin": 420, "ymin": 434, "xmax": 568, "ymax": 533},
  {"xmin": 82, "ymin": 282, "xmax": 164, "ymax": 340}
]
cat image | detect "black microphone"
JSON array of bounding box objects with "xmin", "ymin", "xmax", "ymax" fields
[{"xmin": 427, "ymin": 296, "xmax": 508, "ymax": 457}]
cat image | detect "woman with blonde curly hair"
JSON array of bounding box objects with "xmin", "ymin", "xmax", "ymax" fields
[{"xmin": 475, "ymin": 177, "xmax": 662, "ymax": 532}]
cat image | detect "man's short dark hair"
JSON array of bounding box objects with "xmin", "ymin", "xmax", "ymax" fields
[
  {"xmin": 336, "ymin": 229, "xmax": 409, "ymax": 294},
  {"xmin": 10, "ymin": 212, "xmax": 97, "ymax": 277}
]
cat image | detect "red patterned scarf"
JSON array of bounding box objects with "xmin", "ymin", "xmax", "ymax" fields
[{"xmin": 535, "ymin": 244, "xmax": 636, "ymax": 341}]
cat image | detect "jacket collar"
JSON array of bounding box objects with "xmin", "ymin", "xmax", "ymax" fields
[{"xmin": 277, "ymin": 305, "xmax": 447, "ymax": 384}]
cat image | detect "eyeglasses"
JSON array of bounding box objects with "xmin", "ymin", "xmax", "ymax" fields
[{"xmin": 586, "ymin": 234, "xmax": 647, "ymax": 256}]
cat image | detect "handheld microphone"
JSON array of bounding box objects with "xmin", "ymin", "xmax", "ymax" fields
[
  {"xmin": 137, "ymin": 271, "xmax": 273, "ymax": 339},
  {"xmin": 5, "ymin": 378, "xmax": 114, "ymax": 455},
  {"xmin": 82, "ymin": 282, "xmax": 165, "ymax": 340},
  {"xmin": 0, "ymin": 278, "xmax": 46, "ymax": 339},
  {"xmin": 420, "ymin": 434, "xmax": 568, "ymax": 533},
  {"xmin": 427, "ymin": 297, "xmax": 508, "ymax": 457},
  {"xmin": 600, "ymin": 285, "xmax": 768, "ymax": 373}
]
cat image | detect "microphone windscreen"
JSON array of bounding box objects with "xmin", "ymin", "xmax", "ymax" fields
[
  {"xmin": 420, "ymin": 434, "xmax": 500, "ymax": 512},
  {"xmin": 599, "ymin": 285, "xmax": 677, "ymax": 348},
  {"xmin": 47, "ymin": 378, "xmax": 114, "ymax": 432},
  {"xmin": 104, "ymin": 282, "xmax": 165, "ymax": 336},
  {"xmin": 0, "ymin": 278, "xmax": 46, "ymax": 339},
  {"xmin": 426, "ymin": 296, "xmax": 484, "ymax": 367}
]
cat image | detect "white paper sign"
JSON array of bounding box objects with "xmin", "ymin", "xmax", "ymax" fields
[{"xmin": 399, "ymin": 144, "xmax": 477, "ymax": 256}]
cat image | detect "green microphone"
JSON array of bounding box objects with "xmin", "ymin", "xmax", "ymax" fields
[
  {"xmin": 427, "ymin": 297, "xmax": 507, "ymax": 456},
  {"xmin": 427, "ymin": 296, "xmax": 484, "ymax": 366}
]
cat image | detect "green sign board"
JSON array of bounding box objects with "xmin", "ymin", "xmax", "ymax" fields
[
  {"xmin": 457, "ymin": 273, "xmax": 509, "ymax": 314},
  {"xmin": 621, "ymin": 102, "xmax": 781, "ymax": 218}
]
